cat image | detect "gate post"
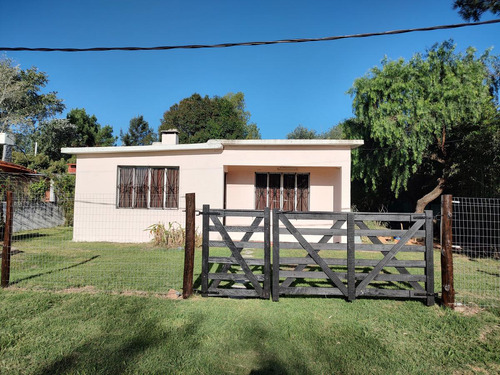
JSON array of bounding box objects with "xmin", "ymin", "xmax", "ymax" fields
[
  {"xmin": 271, "ymin": 209, "xmax": 280, "ymax": 302},
  {"xmin": 441, "ymin": 195, "xmax": 455, "ymax": 308},
  {"xmin": 201, "ymin": 204, "xmax": 210, "ymax": 297},
  {"xmin": 425, "ymin": 210, "xmax": 435, "ymax": 306},
  {"xmin": 1, "ymin": 191, "xmax": 13, "ymax": 288},
  {"xmin": 347, "ymin": 212, "xmax": 356, "ymax": 302},
  {"xmin": 182, "ymin": 193, "xmax": 196, "ymax": 299},
  {"xmin": 263, "ymin": 207, "xmax": 271, "ymax": 299}
]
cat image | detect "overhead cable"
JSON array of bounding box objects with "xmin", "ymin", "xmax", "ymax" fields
[{"xmin": 1, "ymin": 19, "xmax": 499, "ymax": 53}]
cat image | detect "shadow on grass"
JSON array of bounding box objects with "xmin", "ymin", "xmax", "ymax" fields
[
  {"xmin": 12, "ymin": 232, "xmax": 49, "ymax": 241},
  {"xmin": 245, "ymin": 316, "xmax": 388, "ymax": 374},
  {"xmin": 10, "ymin": 255, "xmax": 100, "ymax": 285},
  {"xmin": 478, "ymin": 269, "xmax": 500, "ymax": 278},
  {"xmin": 0, "ymin": 249, "xmax": 23, "ymax": 258},
  {"xmin": 34, "ymin": 305, "xmax": 203, "ymax": 374}
]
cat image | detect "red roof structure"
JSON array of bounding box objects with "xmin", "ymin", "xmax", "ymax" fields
[{"xmin": 0, "ymin": 161, "xmax": 37, "ymax": 174}]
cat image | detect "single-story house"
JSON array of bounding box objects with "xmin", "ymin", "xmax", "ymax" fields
[{"xmin": 62, "ymin": 130, "xmax": 363, "ymax": 243}]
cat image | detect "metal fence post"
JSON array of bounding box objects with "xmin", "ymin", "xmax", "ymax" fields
[{"xmin": 441, "ymin": 194, "xmax": 455, "ymax": 308}]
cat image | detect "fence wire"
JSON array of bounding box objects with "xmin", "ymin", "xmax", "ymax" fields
[
  {"xmin": 450, "ymin": 197, "xmax": 500, "ymax": 308},
  {"xmin": 3, "ymin": 194, "xmax": 193, "ymax": 295}
]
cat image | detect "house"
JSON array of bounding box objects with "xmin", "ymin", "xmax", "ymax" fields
[{"xmin": 61, "ymin": 130, "xmax": 363, "ymax": 243}]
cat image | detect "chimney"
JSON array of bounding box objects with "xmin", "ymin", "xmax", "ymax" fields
[{"xmin": 161, "ymin": 129, "xmax": 179, "ymax": 145}]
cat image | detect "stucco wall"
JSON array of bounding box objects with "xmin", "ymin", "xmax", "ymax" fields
[{"xmin": 70, "ymin": 143, "xmax": 355, "ymax": 243}]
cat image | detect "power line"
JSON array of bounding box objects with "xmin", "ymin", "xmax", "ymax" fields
[{"xmin": 1, "ymin": 19, "xmax": 499, "ymax": 53}]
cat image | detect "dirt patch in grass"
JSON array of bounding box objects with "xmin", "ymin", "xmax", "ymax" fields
[
  {"xmin": 479, "ymin": 324, "xmax": 500, "ymax": 342},
  {"xmin": 454, "ymin": 304, "xmax": 483, "ymax": 316},
  {"xmin": 60, "ymin": 286, "xmax": 98, "ymax": 294},
  {"xmin": 116, "ymin": 289, "xmax": 182, "ymax": 299}
]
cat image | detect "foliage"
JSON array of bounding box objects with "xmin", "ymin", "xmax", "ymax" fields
[
  {"xmin": 35, "ymin": 119, "xmax": 76, "ymax": 160},
  {"xmin": 146, "ymin": 222, "xmax": 202, "ymax": 248},
  {"xmin": 12, "ymin": 151, "xmax": 51, "ymax": 172},
  {"xmin": 223, "ymin": 92, "xmax": 261, "ymax": 139},
  {"xmin": 454, "ymin": 0, "xmax": 500, "ymax": 21},
  {"xmin": 52, "ymin": 173, "xmax": 76, "ymax": 226},
  {"xmin": 159, "ymin": 92, "xmax": 260, "ymax": 143},
  {"xmin": 287, "ymin": 124, "xmax": 344, "ymax": 139},
  {"xmin": 343, "ymin": 41, "xmax": 499, "ymax": 212},
  {"xmin": 28, "ymin": 179, "xmax": 49, "ymax": 201},
  {"xmin": 0, "ymin": 57, "xmax": 65, "ymax": 153},
  {"xmin": 66, "ymin": 108, "xmax": 117, "ymax": 147},
  {"xmin": 120, "ymin": 115, "xmax": 157, "ymax": 146},
  {"xmin": 287, "ymin": 125, "xmax": 319, "ymax": 139}
]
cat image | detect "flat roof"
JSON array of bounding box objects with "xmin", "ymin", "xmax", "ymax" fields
[{"xmin": 61, "ymin": 139, "xmax": 364, "ymax": 155}]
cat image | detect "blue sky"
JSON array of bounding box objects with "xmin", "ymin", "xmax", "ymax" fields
[{"xmin": 1, "ymin": 0, "xmax": 499, "ymax": 141}]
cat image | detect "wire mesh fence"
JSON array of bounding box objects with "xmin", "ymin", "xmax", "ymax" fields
[
  {"xmin": 3, "ymin": 194, "xmax": 196, "ymax": 295},
  {"xmin": 450, "ymin": 197, "xmax": 500, "ymax": 308}
]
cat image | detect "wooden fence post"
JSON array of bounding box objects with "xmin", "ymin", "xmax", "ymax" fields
[
  {"xmin": 441, "ymin": 194, "xmax": 455, "ymax": 309},
  {"xmin": 346, "ymin": 212, "xmax": 355, "ymax": 302},
  {"xmin": 201, "ymin": 204, "xmax": 209, "ymax": 297},
  {"xmin": 182, "ymin": 193, "xmax": 196, "ymax": 299},
  {"xmin": 1, "ymin": 191, "xmax": 14, "ymax": 288}
]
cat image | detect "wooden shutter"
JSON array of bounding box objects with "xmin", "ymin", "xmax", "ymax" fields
[
  {"xmin": 268, "ymin": 173, "xmax": 281, "ymax": 210},
  {"xmin": 255, "ymin": 173, "xmax": 267, "ymax": 209},
  {"xmin": 150, "ymin": 168, "xmax": 165, "ymax": 208},
  {"xmin": 283, "ymin": 174, "xmax": 295, "ymax": 211},
  {"xmin": 134, "ymin": 167, "xmax": 149, "ymax": 208},
  {"xmin": 118, "ymin": 167, "xmax": 134, "ymax": 208},
  {"xmin": 166, "ymin": 168, "xmax": 179, "ymax": 208},
  {"xmin": 296, "ymin": 174, "xmax": 309, "ymax": 211}
]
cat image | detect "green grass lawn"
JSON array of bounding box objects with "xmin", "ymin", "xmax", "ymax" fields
[
  {"xmin": 0, "ymin": 289, "xmax": 499, "ymax": 375},
  {"xmin": 1, "ymin": 227, "xmax": 499, "ymax": 374},
  {"xmin": 7, "ymin": 226, "xmax": 499, "ymax": 307}
]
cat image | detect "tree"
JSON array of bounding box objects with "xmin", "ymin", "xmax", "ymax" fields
[
  {"xmin": 286, "ymin": 124, "xmax": 344, "ymax": 139},
  {"xmin": 223, "ymin": 92, "xmax": 261, "ymax": 139},
  {"xmin": 66, "ymin": 108, "xmax": 116, "ymax": 147},
  {"xmin": 453, "ymin": 0, "xmax": 500, "ymax": 21},
  {"xmin": 159, "ymin": 93, "xmax": 260, "ymax": 143},
  {"xmin": 0, "ymin": 58, "xmax": 64, "ymax": 152},
  {"xmin": 120, "ymin": 115, "xmax": 157, "ymax": 146},
  {"xmin": 287, "ymin": 125, "xmax": 318, "ymax": 139},
  {"xmin": 36, "ymin": 119, "xmax": 76, "ymax": 160},
  {"xmin": 343, "ymin": 41, "xmax": 499, "ymax": 212}
]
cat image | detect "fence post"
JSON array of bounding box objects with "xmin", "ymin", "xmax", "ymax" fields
[
  {"xmin": 271, "ymin": 209, "xmax": 280, "ymax": 302},
  {"xmin": 201, "ymin": 204, "xmax": 209, "ymax": 297},
  {"xmin": 441, "ymin": 194, "xmax": 455, "ymax": 309},
  {"xmin": 182, "ymin": 193, "xmax": 196, "ymax": 299},
  {"xmin": 263, "ymin": 207, "xmax": 271, "ymax": 299},
  {"xmin": 347, "ymin": 212, "xmax": 356, "ymax": 302},
  {"xmin": 1, "ymin": 191, "xmax": 14, "ymax": 288},
  {"xmin": 424, "ymin": 210, "xmax": 435, "ymax": 306}
]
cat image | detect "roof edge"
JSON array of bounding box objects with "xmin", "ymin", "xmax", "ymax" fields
[
  {"xmin": 210, "ymin": 139, "xmax": 364, "ymax": 148},
  {"xmin": 61, "ymin": 142, "xmax": 224, "ymax": 155},
  {"xmin": 62, "ymin": 138, "xmax": 364, "ymax": 155}
]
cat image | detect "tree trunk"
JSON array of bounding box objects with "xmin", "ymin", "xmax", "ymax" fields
[{"xmin": 415, "ymin": 178, "xmax": 445, "ymax": 213}]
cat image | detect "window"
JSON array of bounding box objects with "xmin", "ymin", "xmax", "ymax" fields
[
  {"xmin": 255, "ymin": 173, "xmax": 309, "ymax": 211},
  {"xmin": 117, "ymin": 167, "xmax": 179, "ymax": 209}
]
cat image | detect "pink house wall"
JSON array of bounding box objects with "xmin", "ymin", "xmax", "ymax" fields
[{"xmin": 63, "ymin": 139, "xmax": 362, "ymax": 242}]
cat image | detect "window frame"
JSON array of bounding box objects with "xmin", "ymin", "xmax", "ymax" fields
[
  {"xmin": 116, "ymin": 166, "xmax": 179, "ymax": 209},
  {"xmin": 254, "ymin": 172, "xmax": 310, "ymax": 211}
]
